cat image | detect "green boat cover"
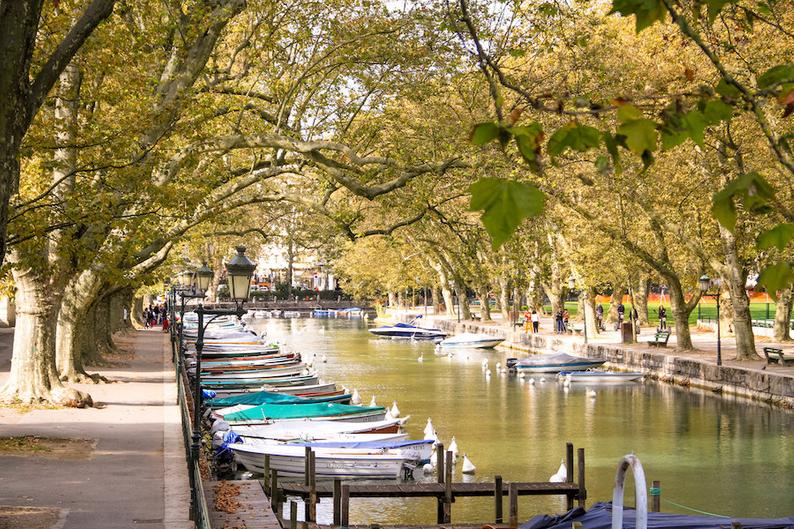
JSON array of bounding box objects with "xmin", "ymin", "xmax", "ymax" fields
[
  {"xmin": 208, "ymin": 391, "xmax": 350, "ymax": 408},
  {"xmin": 223, "ymin": 402, "xmax": 384, "ymax": 422}
]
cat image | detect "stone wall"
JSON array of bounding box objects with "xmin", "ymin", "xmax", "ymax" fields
[{"xmin": 433, "ymin": 319, "xmax": 794, "ymax": 408}]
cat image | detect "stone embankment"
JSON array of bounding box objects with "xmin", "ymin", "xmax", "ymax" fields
[{"xmin": 433, "ymin": 319, "xmax": 794, "ymax": 409}]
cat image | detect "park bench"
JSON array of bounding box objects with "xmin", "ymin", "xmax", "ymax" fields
[
  {"xmin": 570, "ymin": 323, "xmax": 584, "ymax": 335},
  {"xmin": 648, "ymin": 330, "xmax": 671, "ymax": 348},
  {"xmin": 763, "ymin": 347, "xmax": 794, "ymax": 366}
]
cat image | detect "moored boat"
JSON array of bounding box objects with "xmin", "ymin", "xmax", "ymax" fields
[
  {"xmin": 558, "ymin": 370, "xmax": 644, "ymax": 383},
  {"xmin": 369, "ymin": 319, "xmax": 446, "ymax": 340},
  {"xmin": 508, "ymin": 353, "xmax": 606, "ymax": 373},
  {"xmin": 438, "ymin": 332, "xmax": 504, "ymax": 349},
  {"xmin": 220, "ymin": 402, "xmax": 387, "ymax": 425}
]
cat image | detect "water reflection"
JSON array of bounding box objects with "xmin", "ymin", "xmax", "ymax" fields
[{"xmin": 248, "ymin": 317, "xmax": 794, "ymax": 523}]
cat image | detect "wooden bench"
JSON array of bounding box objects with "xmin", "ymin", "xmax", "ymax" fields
[
  {"xmin": 648, "ymin": 330, "xmax": 671, "ymax": 348},
  {"xmin": 763, "ymin": 347, "xmax": 794, "ymax": 366}
]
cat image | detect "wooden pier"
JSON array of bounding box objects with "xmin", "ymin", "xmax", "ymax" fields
[{"xmin": 205, "ymin": 479, "xmax": 281, "ymax": 529}]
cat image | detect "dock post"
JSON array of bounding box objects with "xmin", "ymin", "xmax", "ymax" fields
[
  {"xmin": 333, "ymin": 479, "xmax": 342, "ymax": 526},
  {"xmin": 508, "ymin": 482, "xmax": 518, "ymax": 528},
  {"xmin": 494, "ymin": 475, "xmax": 503, "ymax": 523},
  {"xmin": 263, "ymin": 455, "xmax": 271, "ymax": 495},
  {"xmin": 304, "ymin": 447, "xmax": 312, "ymax": 524},
  {"xmin": 309, "ymin": 451, "xmax": 317, "ymax": 523},
  {"xmin": 577, "ymin": 448, "xmax": 587, "ymax": 508},
  {"xmin": 444, "ymin": 451, "xmax": 453, "ymax": 523},
  {"xmin": 270, "ymin": 469, "xmax": 279, "ymax": 510},
  {"xmin": 290, "ymin": 501, "xmax": 298, "ymax": 529},
  {"xmin": 340, "ymin": 485, "xmax": 350, "ymax": 527},
  {"xmin": 651, "ymin": 480, "xmax": 661, "ymax": 512},
  {"xmin": 566, "ymin": 442, "xmax": 574, "ymax": 510},
  {"xmin": 436, "ymin": 443, "xmax": 445, "ymax": 524}
]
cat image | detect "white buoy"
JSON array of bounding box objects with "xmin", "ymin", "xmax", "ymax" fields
[
  {"xmin": 423, "ymin": 463, "xmax": 433, "ymax": 474},
  {"xmin": 322, "ymin": 354, "xmax": 328, "ymax": 363},
  {"xmin": 485, "ymin": 369, "xmax": 492, "ymax": 378},
  {"xmin": 462, "ymin": 454, "xmax": 476, "ymax": 474},
  {"xmin": 351, "ymin": 389, "xmax": 361, "ymax": 405},
  {"xmin": 496, "ymin": 362, "xmax": 501, "ymax": 370},
  {"xmin": 481, "ymin": 359, "xmax": 488, "ymax": 370},
  {"xmin": 587, "ymin": 389, "xmax": 597, "ymax": 399},
  {"xmin": 549, "ymin": 460, "xmax": 567, "ymax": 482},
  {"xmin": 424, "ymin": 418, "xmax": 434, "ymax": 439},
  {"xmin": 390, "ymin": 401, "xmax": 400, "ymax": 418},
  {"xmin": 540, "ymin": 377, "xmax": 546, "ymax": 383},
  {"xmin": 518, "ymin": 372, "xmax": 525, "ymax": 378},
  {"xmin": 418, "ymin": 352, "xmax": 424, "ymax": 362},
  {"xmin": 370, "ymin": 395, "xmax": 377, "ymax": 407},
  {"xmin": 528, "ymin": 378, "xmax": 535, "ymax": 385},
  {"xmin": 449, "ymin": 436, "xmax": 459, "ymax": 462}
]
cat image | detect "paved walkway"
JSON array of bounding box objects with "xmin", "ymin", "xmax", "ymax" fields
[{"xmin": 0, "ymin": 330, "xmax": 190, "ymax": 529}]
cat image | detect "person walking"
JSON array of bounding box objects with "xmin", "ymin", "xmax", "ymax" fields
[
  {"xmin": 142, "ymin": 308, "xmax": 150, "ymax": 328},
  {"xmin": 555, "ymin": 309, "xmax": 563, "ymax": 334},
  {"xmin": 630, "ymin": 306, "xmax": 639, "ymax": 335},
  {"xmin": 616, "ymin": 301, "xmax": 625, "ymax": 330},
  {"xmin": 595, "ymin": 304, "xmax": 604, "ymax": 331},
  {"xmin": 531, "ymin": 309, "xmax": 540, "ymax": 333},
  {"xmin": 562, "ymin": 308, "xmax": 570, "ymax": 333},
  {"xmin": 658, "ymin": 305, "xmax": 667, "ymax": 330}
]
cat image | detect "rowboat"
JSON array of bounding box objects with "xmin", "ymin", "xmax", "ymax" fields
[
  {"xmin": 199, "ymin": 353, "xmax": 300, "ymax": 368},
  {"xmin": 508, "ymin": 353, "xmax": 606, "ymax": 373},
  {"xmin": 558, "ymin": 371, "xmax": 644, "ymax": 383},
  {"xmin": 230, "ymin": 418, "xmax": 406, "ymax": 440},
  {"xmin": 211, "ymin": 381, "xmax": 336, "ymax": 397},
  {"xmin": 196, "ymin": 347, "xmax": 282, "ymax": 358},
  {"xmin": 228, "ymin": 442, "xmax": 411, "ymax": 479},
  {"xmin": 206, "ymin": 390, "xmax": 352, "ymax": 408},
  {"xmin": 199, "ymin": 365, "xmax": 307, "ymax": 379},
  {"xmin": 369, "ymin": 321, "xmax": 446, "ymax": 340},
  {"xmin": 438, "ymin": 333, "xmax": 504, "ymax": 349},
  {"xmin": 202, "ymin": 374, "xmax": 320, "ymax": 389},
  {"xmin": 219, "ymin": 402, "xmax": 387, "ymax": 425}
]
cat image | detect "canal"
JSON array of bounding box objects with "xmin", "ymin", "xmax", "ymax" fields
[{"xmin": 247, "ymin": 316, "xmax": 794, "ymax": 524}]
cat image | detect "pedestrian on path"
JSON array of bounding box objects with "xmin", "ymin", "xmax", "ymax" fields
[
  {"xmin": 658, "ymin": 305, "xmax": 667, "ymax": 330},
  {"xmin": 555, "ymin": 310, "xmax": 564, "ymax": 334},
  {"xmin": 595, "ymin": 304, "xmax": 604, "ymax": 331},
  {"xmin": 562, "ymin": 309, "xmax": 570, "ymax": 333},
  {"xmin": 531, "ymin": 309, "xmax": 540, "ymax": 333},
  {"xmin": 616, "ymin": 301, "xmax": 625, "ymax": 330},
  {"xmin": 630, "ymin": 307, "xmax": 639, "ymax": 334}
]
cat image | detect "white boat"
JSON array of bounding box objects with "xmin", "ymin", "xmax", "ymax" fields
[
  {"xmin": 230, "ymin": 418, "xmax": 406, "ymax": 440},
  {"xmin": 254, "ymin": 310, "xmax": 268, "ymax": 318},
  {"xmin": 508, "ymin": 353, "xmax": 606, "ymax": 373},
  {"xmin": 283, "ymin": 311, "xmax": 301, "ymax": 318},
  {"xmin": 228, "ymin": 442, "xmax": 411, "ymax": 479},
  {"xmin": 369, "ymin": 318, "xmax": 446, "ymax": 340},
  {"xmin": 200, "ymin": 365, "xmax": 308, "ymax": 380},
  {"xmin": 438, "ymin": 333, "xmax": 504, "ymax": 349},
  {"xmin": 558, "ymin": 371, "xmax": 644, "ymax": 383}
]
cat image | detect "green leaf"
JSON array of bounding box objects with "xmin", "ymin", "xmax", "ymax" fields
[
  {"xmin": 547, "ymin": 123, "xmax": 601, "ymax": 156},
  {"xmin": 757, "ymin": 223, "xmax": 794, "ymax": 251},
  {"xmin": 617, "ymin": 119, "xmax": 658, "ymax": 154},
  {"xmin": 711, "ymin": 172, "xmax": 776, "ymax": 232},
  {"xmin": 469, "ymin": 178, "xmax": 546, "ymax": 249},
  {"xmin": 704, "ymin": 0, "xmax": 738, "ymax": 21},
  {"xmin": 711, "ymin": 189, "xmax": 738, "ymax": 232},
  {"xmin": 758, "ymin": 64, "xmax": 794, "ymax": 90},
  {"xmin": 609, "ymin": 0, "xmax": 666, "ymax": 32},
  {"xmin": 470, "ymin": 122, "xmax": 500, "ymax": 145},
  {"xmin": 595, "ymin": 155, "xmax": 610, "ymax": 173},
  {"xmin": 617, "ymin": 104, "xmax": 643, "ymax": 122},
  {"xmin": 684, "ymin": 110, "xmax": 706, "ymax": 146},
  {"xmin": 716, "ymin": 79, "xmax": 741, "ymax": 98},
  {"xmin": 756, "ymin": 262, "xmax": 794, "ymax": 299},
  {"xmin": 703, "ymin": 99, "xmax": 733, "ymax": 124}
]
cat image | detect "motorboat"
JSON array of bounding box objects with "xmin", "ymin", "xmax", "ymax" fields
[
  {"xmin": 508, "ymin": 353, "xmax": 606, "ymax": 373},
  {"xmin": 558, "ymin": 370, "xmax": 644, "ymax": 383},
  {"xmin": 369, "ymin": 318, "xmax": 446, "ymax": 340},
  {"xmin": 438, "ymin": 332, "xmax": 504, "ymax": 349}
]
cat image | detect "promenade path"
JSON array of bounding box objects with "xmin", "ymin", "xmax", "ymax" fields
[{"xmin": 0, "ymin": 330, "xmax": 190, "ymax": 529}]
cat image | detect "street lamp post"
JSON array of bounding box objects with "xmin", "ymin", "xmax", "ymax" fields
[
  {"xmin": 569, "ymin": 276, "xmax": 588, "ymax": 345},
  {"xmin": 699, "ymin": 274, "xmax": 722, "ymax": 367}
]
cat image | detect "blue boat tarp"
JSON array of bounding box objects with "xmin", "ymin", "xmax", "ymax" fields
[
  {"xmin": 293, "ymin": 439, "xmax": 433, "ymax": 449},
  {"xmin": 207, "ymin": 391, "xmax": 350, "ymax": 407},
  {"xmin": 520, "ymin": 502, "xmax": 794, "ymax": 529}
]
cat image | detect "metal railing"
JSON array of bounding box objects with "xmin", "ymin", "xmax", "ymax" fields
[{"xmin": 177, "ymin": 355, "xmax": 211, "ymax": 529}]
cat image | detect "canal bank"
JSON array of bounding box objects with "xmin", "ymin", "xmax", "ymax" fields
[{"xmin": 430, "ymin": 318, "xmax": 794, "ymax": 409}]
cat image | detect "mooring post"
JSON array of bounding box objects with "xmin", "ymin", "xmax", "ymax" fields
[
  {"xmin": 508, "ymin": 482, "xmax": 518, "ymax": 528},
  {"xmin": 731, "ymin": 523, "xmax": 743, "ymax": 529},
  {"xmin": 651, "ymin": 480, "xmax": 661, "ymax": 512},
  {"xmin": 340, "ymin": 485, "xmax": 350, "ymax": 527},
  {"xmin": 290, "ymin": 501, "xmax": 298, "ymax": 529},
  {"xmin": 304, "ymin": 447, "xmax": 312, "ymax": 523},
  {"xmin": 263, "ymin": 455, "xmax": 271, "ymax": 495},
  {"xmin": 309, "ymin": 451, "xmax": 317, "ymax": 522},
  {"xmin": 566, "ymin": 442, "xmax": 575, "ymax": 510},
  {"xmin": 577, "ymin": 448, "xmax": 587, "ymax": 508},
  {"xmin": 495, "ymin": 475, "xmax": 503, "ymax": 523},
  {"xmin": 270, "ymin": 469, "xmax": 279, "ymax": 511},
  {"xmin": 436, "ymin": 443, "xmax": 445, "ymax": 524},
  {"xmin": 444, "ymin": 450, "xmax": 453, "ymax": 523},
  {"xmin": 333, "ymin": 479, "xmax": 342, "ymax": 526}
]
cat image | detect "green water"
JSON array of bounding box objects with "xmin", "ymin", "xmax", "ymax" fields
[{"xmin": 248, "ymin": 317, "xmax": 794, "ymax": 525}]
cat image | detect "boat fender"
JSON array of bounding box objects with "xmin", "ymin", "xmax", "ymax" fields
[
  {"xmin": 202, "ymin": 389, "xmax": 217, "ymax": 400},
  {"xmin": 210, "ymin": 420, "xmax": 230, "ymax": 434}
]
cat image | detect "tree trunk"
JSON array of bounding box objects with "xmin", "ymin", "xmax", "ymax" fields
[
  {"xmin": 431, "ymin": 285, "xmax": 442, "ymax": 315},
  {"xmin": 498, "ymin": 275, "xmax": 510, "ymax": 322},
  {"xmin": 667, "ymin": 277, "xmax": 699, "ymax": 350},
  {"xmin": 607, "ymin": 289, "xmax": 622, "ymax": 324},
  {"xmin": 94, "ymin": 294, "xmax": 119, "ymax": 359},
  {"xmin": 397, "ymin": 291, "xmax": 404, "ymax": 309},
  {"xmin": 511, "ymin": 285, "xmax": 522, "ymax": 325},
  {"xmin": 634, "ymin": 274, "xmax": 650, "ymax": 325},
  {"xmin": 0, "ymin": 260, "xmax": 90, "ymax": 406},
  {"xmin": 387, "ymin": 291, "xmax": 397, "ymax": 307},
  {"xmin": 478, "ymin": 285, "xmax": 491, "ymax": 321},
  {"xmin": 718, "ymin": 225, "xmax": 759, "ymax": 359},
  {"xmin": 584, "ymin": 287, "xmax": 598, "ymax": 336},
  {"xmin": 56, "ymin": 269, "xmax": 104, "ymax": 382},
  {"xmin": 774, "ymin": 287, "xmax": 793, "ymax": 341},
  {"xmin": 454, "ymin": 282, "xmax": 471, "ymax": 320}
]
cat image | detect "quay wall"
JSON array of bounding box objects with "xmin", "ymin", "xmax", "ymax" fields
[{"xmin": 432, "ymin": 319, "xmax": 794, "ymax": 409}]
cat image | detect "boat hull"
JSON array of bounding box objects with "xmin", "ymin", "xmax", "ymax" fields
[{"xmin": 230, "ymin": 446, "xmax": 406, "ymax": 479}]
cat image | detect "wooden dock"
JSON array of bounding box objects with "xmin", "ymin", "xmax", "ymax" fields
[{"xmin": 205, "ymin": 479, "xmax": 281, "ymax": 529}]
